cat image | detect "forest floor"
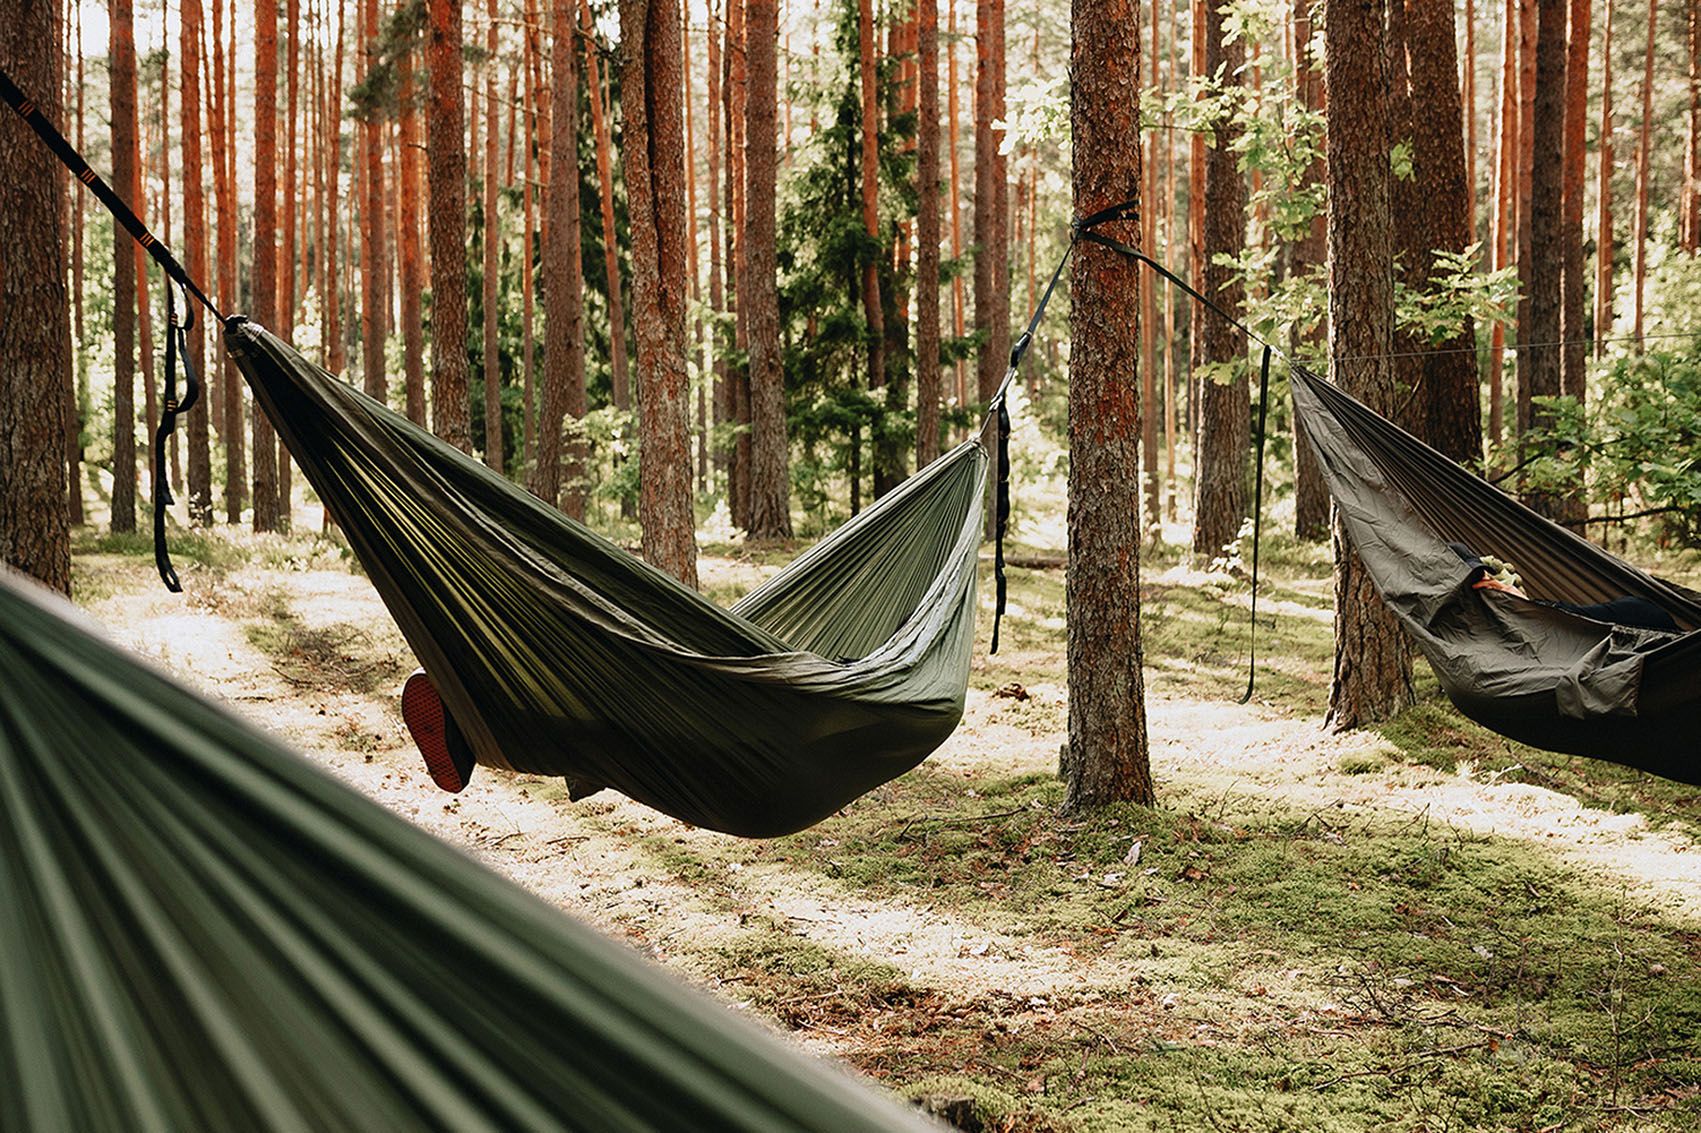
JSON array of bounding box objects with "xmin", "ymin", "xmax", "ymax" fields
[{"xmin": 70, "ymin": 501, "xmax": 1701, "ymax": 1133}]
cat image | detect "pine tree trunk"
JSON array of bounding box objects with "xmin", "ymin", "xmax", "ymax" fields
[
  {"xmin": 482, "ymin": 0, "xmax": 502, "ymax": 473},
  {"xmin": 1291, "ymin": 0, "xmax": 1329, "ymax": 540},
  {"xmin": 1488, "ymin": 0, "xmax": 1516, "ymax": 445},
  {"xmin": 1464, "ymin": 0, "xmax": 1477, "ymax": 241},
  {"xmin": 727, "ymin": 0, "xmax": 752, "ymax": 527},
  {"xmin": 534, "ymin": 0, "xmax": 587, "ymax": 514},
  {"xmin": 360, "ymin": 0, "xmax": 386, "ymax": 413},
  {"xmin": 1, "ymin": 0, "xmax": 72, "ymax": 592},
  {"xmin": 620, "ymin": 0, "xmax": 700, "ymax": 586},
  {"xmin": 1519, "ymin": 0, "xmax": 1565, "ymax": 520},
  {"xmin": 397, "ymin": 46, "xmax": 426, "ymax": 425},
  {"xmin": 1559, "ymin": 0, "xmax": 1590, "ymax": 401},
  {"xmin": 1595, "ymin": 0, "xmax": 1614, "ymax": 355},
  {"xmin": 707, "ymin": 1, "xmax": 726, "ymax": 484},
  {"xmin": 916, "ymin": 0, "xmax": 942, "ymax": 467},
  {"xmin": 1513, "ymin": 0, "xmax": 1536, "ymax": 444},
  {"xmin": 973, "ymin": 0, "xmax": 1007, "ymax": 407},
  {"xmin": 428, "ymin": 0, "xmax": 473, "ymax": 450},
  {"xmin": 1189, "ymin": 3, "xmax": 1247, "ymax": 564},
  {"xmin": 1633, "ymin": 0, "xmax": 1656, "ymax": 343},
  {"xmin": 211, "ymin": 0, "xmax": 244, "ymax": 523},
  {"xmin": 109, "ymin": 0, "xmax": 140, "ymax": 535},
  {"xmin": 947, "ymin": 0, "xmax": 966, "ymax": 416},
  {"xmin": 1066, "ymin": 0, "xmax": 1151, "ymax": 811},
  {"xmin": 583, "ymin": 0, "xmax": 630, "ymax": 411},
  {"xmin": 182, "ymin": 0, "xmax": 214, "ymax": 526},
  {"xmin": 520, "ymin": 27, "xmax": 537, "ymax": 467},
  {"xmin": 1406, "ymin": 0, "xmax": 1483, "ymax": 465},
  {"xmin": 252, "ymin": 0, "xmax": 282, "ymax": 532},
  {"xmin": 682, "ymin": 5, "xmax": 706, "ymax": 491},
  {"xmin": 325, "ymin": 0, "xmax": 346, "ymax": 376},
  {"xmin": 1325, "ymin": 0, "xmax": 1412, "ymax": 729},
  {"xmin": 69, "ymin": 18, "xmax": 87, "ymax": 527},
  {"xmin": 858, "ymin": 0, "xmax": 886, "ymax": 447},
  {"xmin": 744, "ymin": 0, "xmax": 791, "ymax": 536}
]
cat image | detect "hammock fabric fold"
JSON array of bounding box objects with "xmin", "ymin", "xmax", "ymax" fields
[
  {"xmin": 226, "ymin": 320, "xmax": 986, "ymax": 838},
  {"xmin": 0, "ymin": 569, "xmax": 940, "ymax": 1132},
  {"xmin": 1290, "ymin": 365, "xmax": 1701, "ymax": 782}
]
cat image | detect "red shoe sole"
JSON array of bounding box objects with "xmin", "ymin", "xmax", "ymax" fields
[{"xmin": 402, "ymin": 671, "xmax": 471, "ymax": 793}]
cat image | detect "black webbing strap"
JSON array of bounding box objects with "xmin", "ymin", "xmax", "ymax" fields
[
  {"xmin": 152, "ymin": 286, "xmax": 202, "ymax": 592},
  {"xmin": 986, "ymin": 199, "xmax": 1140, "ymax": 654},
  {"xmin": 0, "ymin": 66, "xmax": 221, "ymax": 321},
  {"xmin": 1239, "ymin": 346, "xmax": 1272, "ymax": 704},
  {"xmin": 1076, "ymin": 222, "xmax": 1289, "ymax": 702},
  {"xmin": 988, "ymin": 240, "xmax": 1077, "ymax": 654},
  {"xmin": 2, "ymin": 63, "xmax": 223, "ymax": 593}
]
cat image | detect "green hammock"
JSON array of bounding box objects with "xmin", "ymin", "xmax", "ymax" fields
[
  {"xmin": 0, "ymin": 570, "xmax": 940, "ymax": 1132},
  {"xmin": 229, "ymin": 320, "xmax": 988, "ymax": 838}
]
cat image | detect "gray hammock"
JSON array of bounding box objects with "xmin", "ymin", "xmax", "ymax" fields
[
  {"xmin": 1290, "ymin": 366, "xmax": 1701, "ymax": 782},
  {"xmin": 0, "ymin": 570, "xmax": 939, "ymax": 1132},
  {"xmin": 230, "ymin": 320, "xmax": 988, "ymax": 838}
]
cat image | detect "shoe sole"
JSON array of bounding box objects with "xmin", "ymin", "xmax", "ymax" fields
[{"xmin": 402, "ymin": 671, "xmax": 471, "ymax": 794}]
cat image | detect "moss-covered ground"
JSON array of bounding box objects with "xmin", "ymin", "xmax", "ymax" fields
[{"xmin": 73, "ymin": 517, "xmax": 1701, "ymax": 1131}]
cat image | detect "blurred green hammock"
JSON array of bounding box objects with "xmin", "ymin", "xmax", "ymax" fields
[{"xmin": 0, "ymin": 570, "xmax": 939, "ymax": 1132}]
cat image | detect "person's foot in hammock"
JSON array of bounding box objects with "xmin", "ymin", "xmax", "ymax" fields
[{"xmin": 401, "ymin": 670, "xmax": 476, "ymax": 793}]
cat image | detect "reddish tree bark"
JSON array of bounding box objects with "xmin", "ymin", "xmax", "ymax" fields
[
  {"xmin": 252, "ymin": 0, "xmax": 282, "ymax": 532},
  {"xmin": 1, "ymin": 0, "xmax": 72, "ymax": 591},
  {"xmin": 620, "ymin": 0, "xmax": 700, "ymax": 585},
  {"xmin": 109, "ymin": 0, "xmax": 140, "ymax": 534},
  {"xmin": 1190, "ymin": 1, "xmax": 1247, "ymax": 564},
  {"xmin": 858, "ymin": 0, "xmax": 885, "ymax": 446},
  {"xmin": 428, "ymin": 0, "xmax": 473, "ymax": 449},
  {"xmin": 211, "ymin": 0, "xmax": 244, "ymax": 522},
  {"xmin": 583, "ymin": 0, "xmax": 631, "ymax": 410},
  {"xmin": 1325, "ymin": 0, "xmax": 1412, "ymax": 728},
  {"xmin": 182, "ymin": 0, "xmax": 213, "ymax": 525},
  {"xmin": 916, "ymin": 0, "xmax": 942, "ymax": 467},
  {"xmin": 1632, "ymin": 0, "xmax": 1656, "ymax": 342},
  {"xmin": 1595, "ymin": 0, "xmax": 1614, "ymax": 355},
  {"xmin": 1559, "ymin": 0, "xmax": 1590, "ymax": 402},
  {"xmin": 399, "ymin": 44, "xmax": 426, "ymax": 425},
  {"xmin": 745, "ymin": 0, "xmax": 790, "ymax": 535},
  {"xmin": 973, "ymin": 0, "xmax": 1007, "ymax": 408},
  {"xmin": 482, "ymin": 0, "xmax": 502, "ymax": 472},
  {"xmin": 534, "ymin": 0, "xmax": 587, "ymax": 514},
  {"xmin": 1066, "ymin": 0, "xmax": 1151, "ymax": 809},
  {"xmin": 1405, "ymin": 0, "xmax": 1483, "ymax": 465}
]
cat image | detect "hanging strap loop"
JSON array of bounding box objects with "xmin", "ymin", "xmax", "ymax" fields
[{"xmin": 153, "ymin": 284, "xmax": 202, "ymax": 592}]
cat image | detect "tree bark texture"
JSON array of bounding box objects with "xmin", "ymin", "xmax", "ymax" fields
[
  {"xmin": 1633, "ymin": 0, "xmax": 1656, "ymax": 342},
  {"xmin": 1595, "ymin": 0, "xmax": 1614, "ymax": 356},
  {"xmin": 1519, "ymin": 0, "xmax": 1566, "ymax": 519},
  {"xmin": 1560, "ymin": 0, "xmax": 1590, "ymax": 400},
  {"xmin": 535, "ymin": 0, "xmax": 587, "ymax": 515},
  {"xmin": 620, "ymin": 0, "xmax": 700, "ymax": 586},
  {"xmin": 1325, "ymin": 0, "xmax": 1412, "ymax": 729},
  {"xmin": 1066, "ymin": 0, "xmax": 1152, "ymax": 811},
  {"xmin": 1405, "ymin": 0, "xmax": 1482, "ymax": 465},
  {"xmin": 0, "ymin": 0, "xmax": 72, "ymax": 593},
  {"xmin": 399, "ymin": 46, "xmax": 427, "ymax": 426},
  {"xmin": 916, "ymin": 0, "xmax": 942, "ymax": 467},
  {"xmin": 428, "ymin": 0, "xmax": 473, "ymax": 450},
  {"xmin": 252, "ymin": 0, "xmax": 282, "ymax": 532},
  {"xmin": 584, "ymin": 0, "xmax": 631, "ymax": 411},
  {"xmin": 1190, "ymin": 5, "xmax": 1247, "ymax": 564},
  {"xmin": 211, "ymin": 0, "xmax": 244, "ymax": 522},
  {"xmin": 744, "ymin": 0, "xmax": 791, "ymax": 536},
  {"xmin": 109, "ymin": 0, "xmax": 140, "ymax": 534},
  {"xmin": 482, "ymin": 0, "xmax": 502, "ymax": 473},
  {"xmin": 181, "ymin": 0, "xmax": 213, "ymax": 525},
  {"xmin": 973, "ymin": 0, "xmax": 1007, "ymax": 407}
]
